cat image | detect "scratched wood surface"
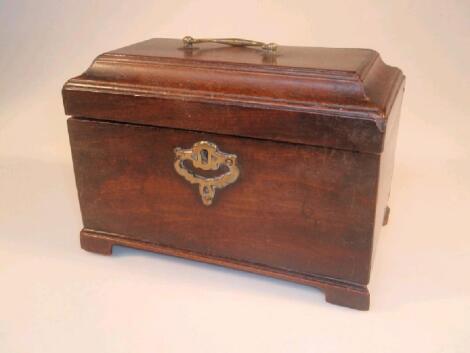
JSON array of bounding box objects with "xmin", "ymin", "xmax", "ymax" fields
[
  {"xmin": 69, "ymin": 118, "xmax": 379, "ymax": 285},
  {"xmin": 63, "ymin": 38, "xmax": 404, "ymax": 154},
  {"xmin": 64, "ymin": 38, "xmax": 405, "ymax": 310}
]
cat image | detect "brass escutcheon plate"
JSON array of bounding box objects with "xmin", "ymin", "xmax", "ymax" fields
[{"xmin": 174, "ymin": 141, "xmax": 239, "ymax": 206}]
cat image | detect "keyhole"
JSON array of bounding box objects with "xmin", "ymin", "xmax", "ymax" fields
[{"xmin": 200, "ymin": 149, "xmax": 209, "ymax": 164}]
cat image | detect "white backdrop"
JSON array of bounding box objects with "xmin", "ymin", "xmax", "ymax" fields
[{"xmin": 1, "ymin": 1, "xmax": 469, "ymax": 352}]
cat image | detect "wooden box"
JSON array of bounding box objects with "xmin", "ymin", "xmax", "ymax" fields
[{"xmin": 63, "ymin": 37, "xmax": 405, "ymax": 310}]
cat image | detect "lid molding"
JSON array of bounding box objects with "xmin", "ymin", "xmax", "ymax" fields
[{"xmin": 63, "ymin": 38, "xmax": 405, "ymax": 153}]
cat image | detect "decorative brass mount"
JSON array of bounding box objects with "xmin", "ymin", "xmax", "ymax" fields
[{"xmin": 174, "ymin": 141, "xmax": 240, "ymax": 206}]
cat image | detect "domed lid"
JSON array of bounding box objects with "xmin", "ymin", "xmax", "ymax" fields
[{"xmin": 63, "ymin": 37, "xmax": 405, "ymax": 153}]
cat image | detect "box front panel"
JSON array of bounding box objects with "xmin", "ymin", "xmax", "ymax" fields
[{"xmin": 68, "ymin": 118, "xmax": 379, "ymax": 284}]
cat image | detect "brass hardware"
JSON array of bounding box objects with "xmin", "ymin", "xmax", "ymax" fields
[
  {"xmin": 174, "ymin": 141, "xmax": 239, "ymax": 206},
  {"xmin": 182, "ymin": 36, "xmax": 277, "ymax": 52}
]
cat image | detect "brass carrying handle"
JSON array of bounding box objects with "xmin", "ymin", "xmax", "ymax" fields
[{"xmin": 182, "ymin": 36, "xmax": 277, "ymax": 52}]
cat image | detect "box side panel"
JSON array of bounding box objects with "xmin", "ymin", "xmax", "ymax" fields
[
  {"xmin": 68, "ymin": 118, "xmax": 380, "ymax": 285},
  {"xmin": 372, "ymin": 82, "xmax": 405, "ymax": 262}
]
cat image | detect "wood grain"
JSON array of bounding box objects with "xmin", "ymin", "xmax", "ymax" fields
[
  {"xmin": 69, "ymin": 118, "xmax": 379, "ymax": 285},
  {"xmin": 64, "ymin": 38, "xmax": 405, "ymax": 310},
  {"xmin": 63, "ymin": 38, "xmax": 405, "ymax": 154}
]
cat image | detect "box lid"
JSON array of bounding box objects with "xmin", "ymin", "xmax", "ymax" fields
[{"xmin": 62, "ymin": 38, "xmax": 405, "ymax": 153}]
